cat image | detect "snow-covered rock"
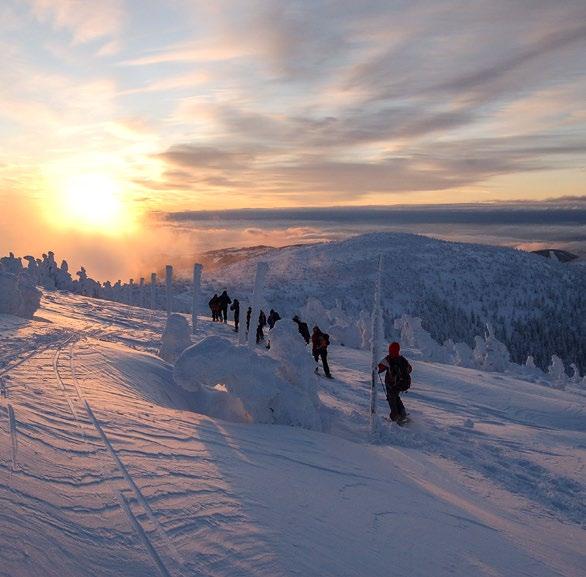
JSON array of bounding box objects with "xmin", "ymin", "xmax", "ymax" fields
[
  {"xmin": 174, "ymin": 335, "xmax": 322, "ymax": 430},
  {"xmin": 158, "ymin": 313, "xmax": 191, "ymax": 363}
]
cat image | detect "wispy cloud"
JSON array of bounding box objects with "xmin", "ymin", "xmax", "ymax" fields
[{"xmin": 27, "ymin": 0, "xmax": 124, "ymax": 45}]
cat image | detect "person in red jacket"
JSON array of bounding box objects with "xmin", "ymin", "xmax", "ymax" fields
[{"xmin": 378, "ymin": 342, "xmax": 412, "ymax": 423}]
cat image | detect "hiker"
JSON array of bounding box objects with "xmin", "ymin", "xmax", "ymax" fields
[
  {"xmin": 256, "ymin": 310, "xmax": 267, "ymax": 344},
  {"xmin": 218, "ymin": 290, "xmax": 232, "ymax": 324},
  {"xmin": 208, "ymin": 294, "xmax": 220, "ymax": 322},
  {"xmin": 230, "ymin": 298, "xmax": 240, "ymax": 332},
  {"xmin": 246, "ymin": 306, "xmax": 252, "ymax": 334},
  {"xmin": 293, "ymin": 315, "xmax": 310, "ymax": 344},
  {"xmin": 267, "ymin": 309, "xmax": 281, "ymax": 329},
  {"xmin": 378, "ymin": 342, "xmax": 412, "ymax": 423},
  {"xmin": 311, "ymin": 326, "xmax": 332, "ymax": 378}
]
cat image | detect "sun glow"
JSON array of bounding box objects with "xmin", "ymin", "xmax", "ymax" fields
[{"xmin": 54, "ymin": 173, "xmax": 133, "ymax": 234}]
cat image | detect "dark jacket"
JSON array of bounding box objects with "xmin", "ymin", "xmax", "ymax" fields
[
  {"xmin": 218, "ymin": 291, "xmax": 232, "ymax": 308},
  {"xmin": 378, "ymin": 355, "xmax": 412, "ymax": 389},
  {"xmin": 293, "ymin": 318, "xmax": 310, "ymax": 344}
]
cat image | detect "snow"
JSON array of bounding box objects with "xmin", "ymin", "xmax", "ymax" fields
[
  {"xmin": 158, "ymin": 313, "xmax": 191, "ymax": 363},
  {"xmin": 0, "ymin": 271, "xmax": 41, "ymax": 319},
  {"xmin": 174, "ymin": 323, "xmax": 322, "ymax": 430},
  {"xmin": 203, "ymin": 232, "xmax": 586, "ymax": 373},
  {"xmin": 0, "ymin": 289, "xmax": 584, "ymax": 577}
]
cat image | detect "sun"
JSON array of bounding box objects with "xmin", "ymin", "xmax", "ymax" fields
[{"xmin": 56, "ymin": 173, "xmax": 131, "ymax": 234}]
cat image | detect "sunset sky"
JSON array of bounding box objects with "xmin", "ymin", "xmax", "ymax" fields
[{"xmin": 1, "ymin": 0, "xmax": 585, "ymax": 277}]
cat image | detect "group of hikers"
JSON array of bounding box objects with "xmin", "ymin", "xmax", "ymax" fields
[{"xmin": 208, "ymin": 290, "xmax": 412, "ymax": 423}]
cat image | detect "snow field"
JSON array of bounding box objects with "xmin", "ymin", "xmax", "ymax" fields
[{"xmin": 0, "ymin": 291, "xmax": 584, "ymax": 577}]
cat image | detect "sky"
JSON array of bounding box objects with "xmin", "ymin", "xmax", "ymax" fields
[{"xmin": 0, "ymin": 0, "xmax": 585, "ymax": 278}]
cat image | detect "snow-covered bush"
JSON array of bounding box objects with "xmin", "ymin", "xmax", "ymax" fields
[
  {"xmin": 268, "ymin": 320, "xmax": 321, "ymax": 417},
  {"xmin": 174, "ymin": 335, "xmax": 322, "ymax": 430},
  {"xmin": 569, "ymin": 363, "xmax": 580, "ymax": 382},
  {"xmin": 474, "ymin": 324, "xmax": 511, "ymax": 372},
  {"xmin": 357, "ymin": 309, "xmax": 372, "ymax": 350},
  {"xmin": 0, "ymin": 271, "xmax": 41, "ymax": 319},
  {"xmin": 158, "ymin": 314, "xmax": 191, "ymax": 363},
  {"xmin": 300, "ymin": 297, "xmax": 330, "ymax": 332},
  {"xmin": 452, "ymin": 341, "xmax": 475, "ymax": 368},
  {"xmin": 395, "ymin": 315, "xmax": 446, "ymax": 361},
  {"xmin": 328, "ymin": 322, "xmax": 361, "ymax": 348},
  {"xmin": 547, "ymin": 355, "xmax": 567, "ymax": 389}
]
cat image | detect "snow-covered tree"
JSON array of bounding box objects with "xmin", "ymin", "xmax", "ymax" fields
[{"xmin": 547, "ymin": 355, "xmax": 567, "ymax": 389}]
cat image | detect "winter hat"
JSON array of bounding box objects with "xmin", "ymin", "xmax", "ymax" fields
[{"xmin": 389, "ymin": 342, "xmax": 400, "ymax": 357}]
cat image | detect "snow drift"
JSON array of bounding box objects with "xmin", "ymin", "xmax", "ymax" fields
[{"xmin": 174, "ymin": 324, "xmax": 322, "ymax": 429}]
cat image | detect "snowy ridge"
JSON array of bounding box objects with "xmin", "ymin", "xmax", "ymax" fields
[
  {"xmin": 0, "ymin": 291, "xmax": 584, "ymax": 576},
  {"xmin": 204, "ymin": 232, "xmax": 585, "ymax": 372}
]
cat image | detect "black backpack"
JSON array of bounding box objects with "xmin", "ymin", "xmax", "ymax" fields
[{"xmin": 387, "ymin": 357, "xmax": 411, "ymax": 392}]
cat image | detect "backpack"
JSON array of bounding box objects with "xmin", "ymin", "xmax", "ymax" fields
[
  {"xmin": 321, "ymin": 333, "xmax": 330, "ymax": 347},
  {"xmin": 387, "ymin": 357, "xmax": 411, "ymax": 392}
]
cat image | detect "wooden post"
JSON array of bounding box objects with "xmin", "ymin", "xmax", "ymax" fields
[
  {"xmin": 192, "ymin": 263, "xmax": 203, "ymax": 334},
  {"xmin": 165, "ymin": 265, "xmax": 173, "ymax": 317},
  {"xmin": 150, "ymin": 273, "xmax": 157, "ymax": 310},
  {"xmin": 370, "ymin": 255, "xmax": 384, "ymax": 440},
  {"xmin": 248, "ymin": 262, "xmax": 268, "ymax": 348}
]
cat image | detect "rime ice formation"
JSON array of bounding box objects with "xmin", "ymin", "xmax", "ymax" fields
[{"xmin": 158, "ymin": 313, "xmax": 191, "ymax": 363}]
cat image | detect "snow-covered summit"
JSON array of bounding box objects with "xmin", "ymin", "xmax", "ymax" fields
[{"xmin": 205, "ymin": 232, "xmax": 585, "ymax": 372}]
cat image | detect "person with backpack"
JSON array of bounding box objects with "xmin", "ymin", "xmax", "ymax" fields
[
  {"xmin": 230, "ymin": 298, "xmax": 240, "ymax": 332},
  {"xmin": 311, "ymin": 326, "xmax": 332, "ymax": 378},
  {"xmin": 256, "ymin": 310, "xmax": 267, "ymax": 344},
  {"xmin": 209, "ymin": 294, "xmax": 220, "ymax": 322},
  {"xmin": 378, "ymin": 342, "xmax": 412, "ymax": 423},
  {"xmin": 218, "ymin": 290, "xmax": 232, "ymax": 323},
  {"xmin": 293, "ymin": 315, "xmax": 310, "ymax": 344}
]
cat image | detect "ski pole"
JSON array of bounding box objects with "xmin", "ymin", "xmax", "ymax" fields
[{"xmin": 378, "ymin": 373, "xmax": 388, "ymax": 397}]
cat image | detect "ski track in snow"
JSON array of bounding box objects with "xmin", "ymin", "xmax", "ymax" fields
[
  {"xmin": 116, "ymin": 490, "xmax": 173, "ymax": 577},
  {"xmin": 0, "ymin": 291, "xmax": 584, "ymax": 577},
  {"xmin": 83, "ymin": 399, "xmax": 186, "ymax": 577},
  {"xmin": 7, "ymin": 403, "xmax": 17, "ymax": 472}
]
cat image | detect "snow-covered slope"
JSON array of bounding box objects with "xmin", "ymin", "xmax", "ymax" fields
[
  {"xmin": 0, "ymin": 292, "xmax": 584, "ymax": 577},
  {"xmin": 203, "ymin": 232, "xmax": 586, "ymax": 371}
]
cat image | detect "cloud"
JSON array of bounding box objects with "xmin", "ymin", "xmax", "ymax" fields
[
  {"xmin": 149, "ymin": 130, "xmax": 586, "ymax": 203},
  {"xmin": 27, "ymin": 0, "xmax": 124, "ymax": 45},
  {"xmin": 159, "ymin": 144, "xmax": 257, "ymax": 171}
]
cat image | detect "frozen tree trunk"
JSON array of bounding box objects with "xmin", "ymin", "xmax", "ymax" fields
[
  {"xmin": 370, "ymin": 255, "xmax": 384, "ymax": 440},
  {"xmin": 129, "ymin": 279, "xmax": 135, "ymax": 306},
  {"xmin": 139, "ymin": 277, "xmax": 145, "ymax": 308},
  {"xmin": 150, "ymin": 273, "xmax": 157, "ymax": 310},
  {"xmin": 238, "ymin": 299, "xmax": 248, "ymax": 346},
  {"xmin": 247, "ymin": 262, "xmax": 268, "ymax": 348},
  {"xmin": 192, "ymin": 263, "xmax": 203, "ymax": 334},
  {"xmin": 165, "ymin": 265, "xmax": 173, "ymax": 317}
]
